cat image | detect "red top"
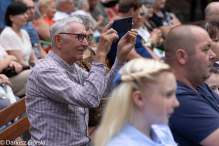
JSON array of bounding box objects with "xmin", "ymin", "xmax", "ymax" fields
[{"xmin": 34, "ymin": 18, "xmax": 55, "ymax": 52}]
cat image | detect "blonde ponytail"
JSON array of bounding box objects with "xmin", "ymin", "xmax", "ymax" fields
[{"xmin": 95, "ymin": 58, "xmax": 172, "ymax": 146}]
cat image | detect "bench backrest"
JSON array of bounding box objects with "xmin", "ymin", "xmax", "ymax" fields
[{"xmin": 0, "ymin": 97, "xmax": 30, "ymax": 143}]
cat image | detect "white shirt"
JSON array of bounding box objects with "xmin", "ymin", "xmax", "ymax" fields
[
  {"xmin": 52, "ymin": 11, "xmax": 72, "ymax": 21},
  {"xmin": 107, "ymin": 124, "xmax": 177, "ymax": 146},
  {"xmin": 0, "ymin": 44, "xmax": 7, "ymax": 61},
  {"xmin": 0, "ymin": 27, "xmax": 32, "ymax": 64},
  {"xmin": 72, "ymin": 10, "xmax": 89, "ymax": 16},
  {"xmin": 135, "ymin": 26, "xmax": 150, "ymax": 42}
]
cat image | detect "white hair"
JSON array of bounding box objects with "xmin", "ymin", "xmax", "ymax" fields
[
  {"xmin": 74, "ymin": 0, "xmax": 88, "ymax": 11},
  {"xmin": 142, "ymin": 5, "xmax": 148, "ymax": 16},
  {"xmin": 50, "ymin": 16, "xmax": 83, "ymax": 46}
]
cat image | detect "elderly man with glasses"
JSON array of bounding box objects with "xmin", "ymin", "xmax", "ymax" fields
[{"xmin": 25, "ymin": 16, "xmax": 138, "ymax": 146}]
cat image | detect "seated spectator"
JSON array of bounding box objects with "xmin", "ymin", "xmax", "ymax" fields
[
  {"xmin": 192, "ymin": 20, "xmax": 219, "ymax": 64},
  {"xmin": 149, "ymin": 0, "xmax": 181, "ymax": 37},
  {"xmin": 205, "ymin": 66, "xmax": 219, "ymax": 95},
  {"xmin": 165, "ymin": 25, "xmax": 219, "ymax": 145},
  {"xmin": 89, "ymin": 0, "xmax": 109, "ymax": 32},
  {"xmin": 0, "ymin": 2, "xmax": 38, "ymax": 67},
  {"xmin": 26, "ymin": 16, "xmax": 138, "ymax": 145},
  {"xmin": 0, "ymin": 44, "xmax": 30, "ymax": 97},
  {"xmin": 208, "ymin": 15, "xmax": 219, "ymax": 68},
  {"xmin": 22, "ymin": 0, "xmax": 47, "ymax": 59},
  {"xmin": 140, "ymin": 0, "xmax": 157, "ymax": 33},
  {"xmin": 52, "ymin": 0, "xmax": 74, "ymax": 21},
  {"xmin": 140, "ymin": 0, "xmax": 165, "ymax": 49},
  {"xmin": 95, "ymin": 58, "xmax": 179, "ymax": 146},
  {"xmin": 34, "ymin": 0, "xmax": 56, "ymax": 42},
  {"xmin": 204, "ymin": 2, "xmax": 219, "ymax": 20},
  {"xmin": 134, "ymin": 6, "xmax": 162, "ymax": 49},
  {"xmin": 73, "ymin": 0, "xmax": 104, "ymax": 32},
  {"xmin": 108, "ymin": 0, "xmax": 160, "ymax": 65},
  {"xmin": 193, "ymin": 20, "xmax": 219, "ymax": 71},
  {"xmin": 74, "ymin": 15, "xmax": 98, "ymax": 59},
  {"xmin": 134, "ymin": 6, "xmax": 164, "ymax": 59}
]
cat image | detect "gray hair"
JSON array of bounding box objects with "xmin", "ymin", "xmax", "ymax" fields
[
  {"xmin": 74, "ymin": 0, "xmax": 88, "ymax": 11},
  {"xmin": 142, "ymin": 5, "xmax": 148, "ymax": 16},
  {"xmin": 139, "ymin": 0, "xmax": 155, "ymax": 5},
  {"xmin": 50, "ymin": 16, "xmax": 83, "ymax": 46},
  {"xmin": 56, "ymin": 0, "xmax": 68, "ymax": 10},
  {"xmin": 73, "ymin": 14, "xmax": 91, "ymax": 30}
]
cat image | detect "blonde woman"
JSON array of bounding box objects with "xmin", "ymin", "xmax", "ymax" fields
[
  {"xmin": 95, "ymin": 58, "xmax": 179, "ymax": 146},
  {"xmin": 34, "ymin": 0, "xmax": 56, "ymax": 42}
]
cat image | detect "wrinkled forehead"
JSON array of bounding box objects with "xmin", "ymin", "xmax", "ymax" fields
[{"xmin": 65, "ymin": 22, "xmax": 87, "ymax": 34}]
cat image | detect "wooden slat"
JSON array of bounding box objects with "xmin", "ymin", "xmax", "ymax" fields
[
  {"xmin": 0, "ymin": 115, "xmax": 30, "ymax": 141},
  {"xmin": 0, "ymin": 97, "xmax": 26, "ymax": 127}
]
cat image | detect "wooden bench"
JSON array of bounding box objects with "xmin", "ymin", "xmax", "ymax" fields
[
  {"xmin": 0, "ymin": 97, "xmax": 30, "ymax": 146},
  {"xmin": 0, "ymin": 97, "xmax": 97, "ymax": 145}
]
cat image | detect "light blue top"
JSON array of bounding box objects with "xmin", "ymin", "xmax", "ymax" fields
[{"xmin": 107, "ymin": 124, "xmax": 177, "ymax": 146}]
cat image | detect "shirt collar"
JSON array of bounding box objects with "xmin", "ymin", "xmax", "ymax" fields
[{"xmin": 47, "ymin": 50, "xmax": 76, "ymax": 70}]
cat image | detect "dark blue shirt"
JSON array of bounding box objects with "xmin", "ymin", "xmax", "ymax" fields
[
  {"xmin": 169, "ymin": 81, "xmax": 219, "ymax": 146},
  {"xmin": 107, "ymin": 33, "xmax": 152, "ymax": 65},
  {"xmin": 22, "ymin": 22, "xmax": 40, "ymax": 59}
]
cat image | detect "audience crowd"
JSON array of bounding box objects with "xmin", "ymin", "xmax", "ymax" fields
[{"xmin": 1, "ymin": 0, "xmax": 219, "ymax": 146}]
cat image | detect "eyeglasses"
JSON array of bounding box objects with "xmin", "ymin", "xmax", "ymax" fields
[{"xmin": 59, "ymin": 33, "xmax": 89, "ymax": 42}]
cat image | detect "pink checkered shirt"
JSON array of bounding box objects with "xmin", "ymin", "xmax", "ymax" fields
[{"xmin": 26, "ymin": 50, "xmax": 125, "ymax": 145}]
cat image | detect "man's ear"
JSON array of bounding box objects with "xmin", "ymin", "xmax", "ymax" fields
[
  {"xmin": 176, "ymin": 49, "xmax": 188, "ymax": 65},
  {"xmin": 54, "ymin": 34, "xmax": 61, "ymax": 49},
  {"xmin": 132, "ymin": 90, "xmax": 144, "ymax": 109}
]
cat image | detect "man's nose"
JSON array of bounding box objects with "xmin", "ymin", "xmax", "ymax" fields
[
  {"xmin": 82, "ymin": 38, "xmax": 89, "ymax": 46},
  {"xmin": 210, "ymin": 49, "xmax": 216, "ymax": 60}
]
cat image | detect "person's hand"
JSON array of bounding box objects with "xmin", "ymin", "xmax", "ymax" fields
[
  {"xmin": 150, "ymin": 29, "xmax": 162, "ymax": 44},
  {"xmin": 9, "ymin": 61, "xmax": 22, "ymax": 73},
  {"xmin": 97, "ymin": 14, "xmax": 104, "ymax": 22},
  {"xmin": 117, "ymin": 29, "xmax": 138, "ymax": 62},
  {"xmin": 0, "ymin": 74, "xmax": 12, "ymax": 86},
  {"xmin": 96, "ymin": 21, "xmax": 119, "ymax": 55}
]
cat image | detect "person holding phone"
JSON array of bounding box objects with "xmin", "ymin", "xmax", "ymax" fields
[
  {"xmin": 26, "ymin": 16, "xmax": 138, "ymax": 146},
  {"xmin": 95, "ymin": 58, "xmax": 179, "ymax": 146},
  {"xmin": 108, "ymin": 0, "xmax": 160, "ymax": 66}
]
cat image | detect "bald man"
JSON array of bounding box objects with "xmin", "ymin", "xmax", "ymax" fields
[
  {"xmin": 165, "ymin": 25, "xmax": 219, "ymax": 146},
  {"xmin": 204, "ymin": 2, "xmax": 219, "ymax": 20}
]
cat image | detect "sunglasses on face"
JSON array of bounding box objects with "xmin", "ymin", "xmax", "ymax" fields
[{"xmin": 59, "ymin": 33, "xmax": 89, "ymax": 42}]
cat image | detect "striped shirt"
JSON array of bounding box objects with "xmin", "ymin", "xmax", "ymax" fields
[{"xmin": 26, "ymin": 50, "xmax": 125, "ymax": 145}]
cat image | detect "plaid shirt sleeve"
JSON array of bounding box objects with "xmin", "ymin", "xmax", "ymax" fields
[{"xmin": 37, "ymin": 57, "xmax": 125, "ymax": 108}]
